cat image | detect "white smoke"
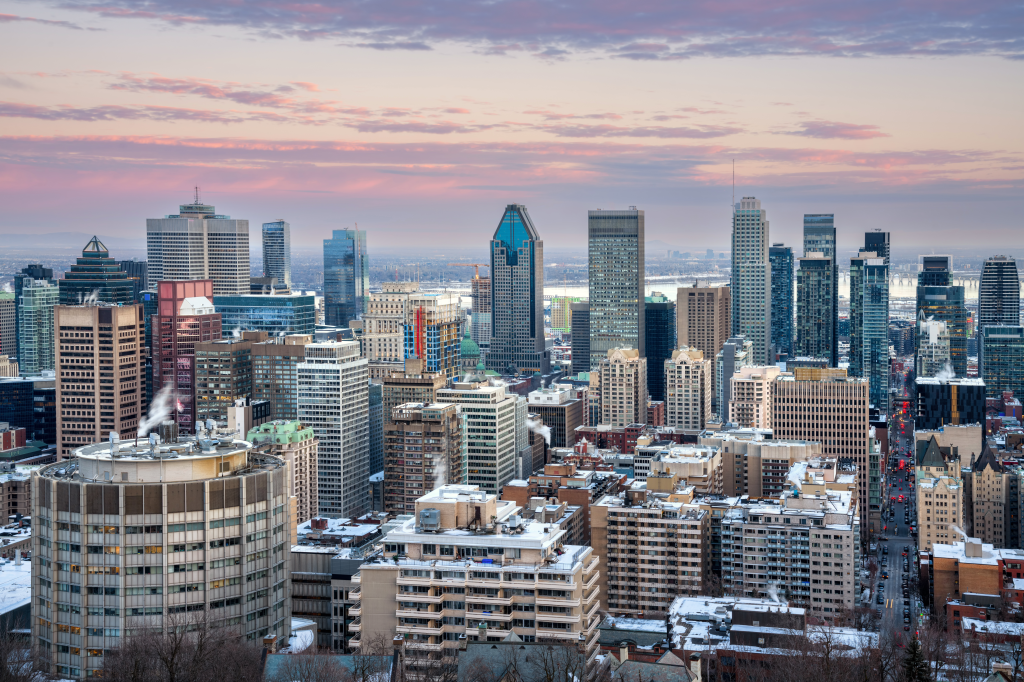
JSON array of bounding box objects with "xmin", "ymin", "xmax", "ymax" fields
[
  {"xmin": 77, "ymin": 289, "xmax": 101, "ymax": 306},
  {"xmin": 527, "ymin": 418, "xmax": 551, "ymax": 446},
  {"xmin": 765, "ymin": 582, "xmax": 781, "ymax": 604},
  {"xmin": 0, "ymin": 283, "xmax": 11, "ymax": 294},
  {"xmin": 432, "ymin": 455, "xmax": 448, "ymax": 492},
  {"xmin": 138, "ymin": 384, "xmax": 173, "ymax": 437},
  {"xmin": 230, "ymin": 326, "xmax": 242, "ymax": 339},
  {"xmin": 948, "ymin": 524, "xmax": 968, "ymax": 541},
  {"xmin": 934, "ymin": 361, "xmax": 956, "ymax": 382}
]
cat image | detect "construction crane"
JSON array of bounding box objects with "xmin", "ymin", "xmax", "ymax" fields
[{"xmin": 447, "ymin": 263, "xmax": 488, "ymax": 279}]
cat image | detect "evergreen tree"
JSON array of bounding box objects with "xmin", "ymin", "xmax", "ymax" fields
[{"xmin": 903, "ymin": 636, "xmax": 930, "ymax": 682}]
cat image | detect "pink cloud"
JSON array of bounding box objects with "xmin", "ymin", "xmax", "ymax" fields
[{"xmin": 783, "ymin": 120, "xmax": 891, "ymax": 140}]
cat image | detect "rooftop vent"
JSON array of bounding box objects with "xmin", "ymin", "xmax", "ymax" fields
[{"xmin": 419, "ymin": 508, "xmax": 441, "ymax": 532}]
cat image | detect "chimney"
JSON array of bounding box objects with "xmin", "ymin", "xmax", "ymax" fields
[
  {"xmin": 690, "ymin": 652, "xmax": 702, "ymax": 682},
  {"xmin": 619, "ymin": 641, "xmax": 629, "ymax": 663},
  {"xmin": 459, "ymin": 634, "xmax": 468, "ymax": 651},
  {"xmin": 262, "ymin": 634, "xmax": 277, "ymax": 653}
]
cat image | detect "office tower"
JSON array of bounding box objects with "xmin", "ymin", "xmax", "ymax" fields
[
  {"xmin": 33, "ymin": 434, "xmax": 292, "ymax": 678},
  {"xmin": 248, "ymin": 419, "xmax": 319, "ymax": 525},
  {"xmin": 13, "ymin": 264, "xmax": 54, "ymax": 361},
  {"xmin": 323, "ymin": 228, "xmax": 369, "ymax": 327},
  {"xmin": 59, "ymin": 236, "xmax": 135, "ymax": 306},
  {"xmin": 362, "ymin": 282, "xmax": 418, "ymax": 364},
  {"xmin": 252, "ymin": 334, "xmax": 310, "ymax": 420},
  {"xmin": 598, "ymin": 348, "xmax": 648, "ymax": 427},
  {"xmin": 665, "ymin": 347, "xmax": 711, "ymax": 430},
  {"xmin": 147, "ymin": 198, "xmax": 250, "ymax": 296},
  {"xmin": 917, "ymin": 314, "xmax": 952, "ymax": 378},
  {"xmin": 195, "ymin": 337, "xmax": 254, "ymax": 425},
  {"xmin": 915, "ymin": 376, "xmax": 986, "ymax": 431},
  {"xmin": 978, "ymin": 255, "xmax": 1020, "ymax": 328},
  {"xmin": 353, "ymin": 486, "xmax": 599, "ymax": 661},
  {"xmin": 150, "ymin": 280, "xmax": 223, "ymax": 433},
  {"xmin": 368, "ymin": 382, "xmax": 383, "ymax": 475},
  {"xmin": 716, "ymin": 336, "xmax": 753, "ymax": 414},
  {"xmin": 570, "ymin": 302, "xmax": 591, "ymax": 375},
  {"xmin": 436, "ymin": 380, "xmax": 519, "ymax": 492},
  {"xmin": 917, "ymin": 287, "xmax": 967, "ymax": 376},
  {"xmin": 118, "ymin": 259, "xmax": 148, "ymax": 301},
  {"xmin": 17, "ymin": 278, "xmax": 58, "ymax": 377},
  {"xmin": 728, "ymin": 366, "xmax": 781, "ymax": 429},
  {"xmin": 487, "ymin": 204, "xmax": 549, "ymax": 374},
  {"xmin": 802, "ymin": 214, "xmax": 838, "ymax": 364},
  {"xmin": 644, "ymin": 293, "xmax": 675, "ymax": 402},
  {"xmin": 212, "ymin": 292, "xmax": 316, "ymax": 336},
  {"xmin": 889, "ymin": 320, "xmax": 915, "ymax": 357},
  {"xmin": 980, "ymin": 326, "xmax": 1024, "ymax": 399},
  {"xmin": 588, "ymin": 207, "xmax": 645, "ymax": 366},
  {"xmin": 262, "ymin": 219, "xmax": 292, "ymax": 288},
  {"xmin": 919, "ymin": 255, "xmax": 953, "ymax": 286},
  {"xmin": 54, "ymin": 303, "xmax": 144, "ymax": 459},
  {"xmin": 298, "ymin": 341, "xmax": 369, "ymax": 518},
  {"xmin": 915, "ymin": 436, "xmax": 965, "ymax": 554},
  {"xmin": 769, "ymin": 244, "xmax": 794, "ymax": 360},
  {"xmin": 382, "ymin": 359, "xmax": 447, "ymax": 420},
  {"xmin": 404, "ymin": 291, "xmax": 463, "ymax": 382},
  {"xmin": 678, "ymin": 283, "xmax": 731, "ymax": 401},
  {"xmin": 0, "ymin": 374, "xmax": 56, "ymax": 443},
  {"xmin": 550, "ymin": 295, "xmax": 580, "ymax": 334},
  {"xmin": 731, "ymin": 197, "xmax": 771, "ymax": 364},
  {"xmin": 526, "ymin": 386, "xmax": 584, "ymax": 448},
  {"xmin": 773, "ymin": 371, "xmax": 876, "ymax": 536},
  {"xmin": 969, "ymin": 444, "xmax": 1009, "ymax": 546},
  {"xmin": 864, "ymin": 230, "xmax": 890, "ymax": 265},
  {"xmin": 849, "ymin": 249, "xmax": 890, "ymax": 408},
  {"xmin": 0, "ymin": 292, "xmax": 14, "ymax": 359},
  {"xmin": 795, "ymin": 254, "xmax": 835, "ymax": 364},
  {"xmin": 469, "ymin": 274, "xmax": 491, "ymax": 358},
  {"xmin": 383, "ymin": 402, "xmax": 463, "ymax": 513}
]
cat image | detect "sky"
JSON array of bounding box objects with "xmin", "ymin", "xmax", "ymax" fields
[{"xmin": 0, "ymin": 0, "xmax": 1022, "ymax": 253}]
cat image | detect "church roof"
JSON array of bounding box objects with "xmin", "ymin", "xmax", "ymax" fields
[
  {"xmin": 460, "ymin": 332, "xmax": 480, "ymax": 358},
  {"xmin": 919, "ymin": 436, "xmax": 946, "ymax": 468}
]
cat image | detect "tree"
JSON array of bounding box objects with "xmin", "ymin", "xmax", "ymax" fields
[
  {"xmin": 268, "ymin": 648, "xmax": 352, "ymax": 682},
  {"xmin": 901, "ymin": 637, "xmax": 930, "ymax": 682}
]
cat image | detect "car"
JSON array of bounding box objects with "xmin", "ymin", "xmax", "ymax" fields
[
  {"xmin": 904, "ymin": 609, "xmax": 910, "ymax": 616},
  {"xmin": 883, "ymin": 547, "xmax": 889, "ymax": 554},
  {"xmin": 877, "ymin": 595, "xmax": 885, "ymax": 604},
  {"xmin": 904, "ymin": 624, "xmax": 911, "ymax": 631},
  {"xmin": 904, "ymin": 598, "xmax": 910, "ymax": 605}
]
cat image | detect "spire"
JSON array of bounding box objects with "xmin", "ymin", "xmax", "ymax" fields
[
  {"xmin": 82, "ymin": 235, "xmax": 108, "ymax": 255},
  {"xmin": 973, "ymin": 442, "xmax": 1003, "ymax": 474}
]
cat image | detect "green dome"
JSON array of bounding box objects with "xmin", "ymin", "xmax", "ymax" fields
[
  {"xmin": 476, "ymin": 361, "xmax": 486, "ymax": 371},
  {"xmin": 461, "ymin": 332, "xmax": 480, "ymax": 359}
]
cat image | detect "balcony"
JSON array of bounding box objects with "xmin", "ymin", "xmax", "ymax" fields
[
  {"xmin": 466, "ymin": 609, "xmax": 512, "ymax": 621},
  {"xmin": 398, "ymin": 593, "xmax": 442, "ymax": 604},
  {"xmin": 349, "ymin": 618, "xmax": 361, "ymax": 632},
  {"xmin": 348, "ymin": 604, "xmax": 361, "ymax": 617},
  {"xmin": 396, "ymin": 607, "xmax": 438, "ymax": 618},
  {"xmin": 537, "ymin": 596, "xmax": 580, "ymax": 608},
  {"xmin": 405, "ymin": 641, "xmax": 443, "ymax": 652},
  {"xmin": 584, "ymin": 572, "xmax": 599, "ymax": 591},
  {"xmin": 397, "ymin": 623, "xmax": 442, "ymax": 636},
  {"xmin": 465, "ymin": 593, "xmax": 511, "ymax": 606}
]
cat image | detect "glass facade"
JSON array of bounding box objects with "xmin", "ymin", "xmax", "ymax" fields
[
  {"xmin": 323, "ymin": 229, "xmax": 368, "ymax": 327},
  {"xmin": 768, "ymin": 244, "xmax": 793, "ymax": 359},
  {"xmin": 978, "ymin": 256, "xmax": 1020, "ymax": 329},
  {"xmin": 849, "ymin": 251, "xmax": 890, "ymax": 409},
  {"xmin": 795, "ymin": 256, "xmax": 835, "ymax": 364},
  {"xmin": 262, "ymin": 220, "xmax": 292, "ymax": 288},
  {"xmin": 118, "ymin": 259, "xmax": 148, "ymax": 302},
  {"xmin": 731, "ymin": 198, "xmax": 771, "ymax": 365},
  {"xmin": 213, "ymin": 294, "xmax": 316, "ymax": 336},
  {"xmin": 59, "ymin": 237, "xmax": 135, "ymax": 306},
  {"xmin": 570, "ymin": 302, "xmax": 590, "ymax": 375},
  {"xmin": 644, "ymin": 294, "xmax": 675, "ymax": 402},
  {"xmin": 195, "ymin": 338, "xmax": 254, "ymax": 424},
  {"xmin": 980, "ymin": 326, "xmax": 1024, "ymax": 399},
  {"xmin": 17, "ymin": 279, "xmax": 58, "ymax": 377},
  {"xmin": 802, "ymin": 214, "xmax": 837, "ymax": 365},
  {"xmin": 917, "ymin": 284, "xmax": 967, "ymax": 376},
  {"xmin": 588, "ymin": 208, "xmax": 645, "ymax": 367}
]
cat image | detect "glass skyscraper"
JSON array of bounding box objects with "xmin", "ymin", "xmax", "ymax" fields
[
  {"xmin": 916, "ymin": 256, "xmax": 967, "ymax": 376},
  {"xmin": 978, "ymin": 255, "xmax": 1020, "ymax": 329},
  {"xmin": 864, "ymin": 230, "xmax": 890, "ymax": 265},
  {"xmin": 588, "ymin": 207, "xmax": 645, "ymax": 368},
  {"xmin": 486, "ymin": 204, "xmax": 549, "ymax": 375},
  {"xmin": 213, "ymin": 293, "xmax": 316, "ymax": 336},
  {"xmin": 17, "ymin": 279, "xmax": 58, "ymax": 377},
  {"xmin": 323, "ymin": 229, "xmax": 369, "ymax": 328},
  {"xmin": 980, "ymin": 326, "xmax": 1024, "ymax": 399},
  {"xmin": 644, "ymin": 293, "xmax": 675, "ymax": 402},
  {"xmin": 795, "ymin": 255, "xmax": 835, "ymax": 363},
  {"xmin": 803, "ymin": 214, "xmax": 838, "ymax": 365},
  {"xmin": 768, "ymin": 243, "xmax": 793, "ymax": 360},
  {"xmin": 262, "ymin": 220, "xmax": 292, "ymax": 289},
  {"xmin": 731, "ymin": 197, "xmax": 771, "ymax": 365},
  {"xmin": 850, "ymin": 249, "xmax": 890, "ymax": 409},
  {"xmin": 59, "ymin": 236, "xmax": 135, "ymax": 306}
]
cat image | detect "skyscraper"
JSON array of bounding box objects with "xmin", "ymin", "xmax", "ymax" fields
[
  {"xmin": 487, "ymin": 204, "xmax": 549, "ymax": 375},
  {"xmin": 195, "ymin": 337, "xmax": 254, "ymax": 425},
  {"xmin": 570, "ymin": 302, "xmax": 591, "ymax": 375},
  {"xmin": 588, "ymin": 207, "xmax": 645, "ymax": 366},
  {"xmin": 803, "ymin": 214, "xmax": 838, "ymax": 365},
  {"xmin": 919, "ymin": 255, "xmax": 953, "ymax": 286},
  {"xmin": 677, "ymin": 283, "xmax": 731, "ymax": 405},
  {"xmin": 978, "ymin": 255, "xmax": 1020, "ymax": 328},
  {"xmin": 59, "ymin": 236, "xmax": 135, "ymax": 306},
  {"xmin": 436, "ymin": 380, "xmax": 520, "ymax": 492},
  {"xmin": 598, "ymin": 348, "xmax": 648, "ymax": 427},
  {"xmin": 146, "ymin": 198, "xmax": 251, "ymax": 296},
  {"xmin": 768, "ymin": 244, "xmax": 794, "ymax": 360},
  {"xmin": 469, "ymin": 275, "xmax": 491, "ymax": 359},
  {"xmin": 13, "ymin": 264, "xmax": 54, "ymax": 363},
  {"xmin": 323, "ymin": 228, "xmax": 369, "ymax": 328},
  {"xmin": 980, "ymin": 326, "xmax": 1024, "ymax": 400},
  {"xmin": 118, "ymin": 259, "xmax": 148, "ymax": 302},
  {"xmin": 0, "ymin": 292, "xmax": 14, "ymax": 360},
  {"xmin": 644, "ymin": 293, "xmax": 675, "ymax": 402},
  {"xmin": 849, "ymin": 249, "xmax": 890, "ymax": 409},
  {"xmin": 17, "ymin": 278, "xmax": 58, "ymax": 377},
  {"xmin": 864, "ymin": 230, "xmax": 891, "ymax": 265},
  {"xmin": 262, "ymin": 219, "xmax": 292, "ymax": 289},
  {"xmin": 403, "ymin": 291, "xmax": 463, "ymax": 382},
  {"xmin": 916, "ymin": 256, "xmax": 967, "ymax": 376},
  {"xmin": 731, "ymin": 197, "xmax": 771, "ymax": 364},
  {"xmin": 795, "ymin": 254, "xmax": 835, "ymax": 363},
  {"xmin": 665, "ymin": 347, "xmax": 711, "ymax": 430}
]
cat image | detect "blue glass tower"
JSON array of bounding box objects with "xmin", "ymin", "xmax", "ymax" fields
[
  {"xmin": 486, "ymin": 204, "xmax": 549, "ymax": 375},
  {"xmin": 644, "ymin": 294, "xmax": 675, "ymax": 402},
  {"xmin": 323, "ymin": 229, "xmax": 369, "ymax": 327},
  {"xmin": 262, "ymin": 220, "xmax": 292, "ymax": 289},
  {"xmin": 769, "ymin": 244, "xmax": 793, "ymax": 360},
  {"xmin": 850, "ymin": 249, "xmax": 890, "ymax": 408}
]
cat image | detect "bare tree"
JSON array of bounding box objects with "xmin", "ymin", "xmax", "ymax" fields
[
  {"xmin": 349, "ymin": 631, "xmax": 394, "ymax": 682},
  {"xmin": 268, "ymin": 647, "xmax": 353, "ymax": 682},
  {"xmin": 533, "ymin": 640, "xmax": 588, "ymax": 682}
]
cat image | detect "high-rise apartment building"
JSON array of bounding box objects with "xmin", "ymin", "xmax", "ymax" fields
[
  {"xmin": 773, "ymin": 371, "xmax": 876, "ymax": 536},
  {"xmin": 14, "ymin": 264, "xmax": 55, "ymax": 362},
  {"xmin": 917, "ymin": 314, "xmax": 952, "ymax": 378},
  {"xmin": 33, "ymin": 433, "xmax": 292, "ymax": 679},
  {"xmin": 916, "ymin": 256, "xmax": 968, "ymax": 376},
  {"xmin": 297, "ymin": 341, "xmax": 368, "ymax": 518},
  {"xmin": 916, "ymin": 435, "xmax": 965, "ymax": 554},
  {"xmin": 17, "ymin": 278, "xmax": 59, "ymax": 377},
  {"xmin": 404, "ymin": 291, "xmax": 462, "ymax": 382},
  {"xmin": 598, "ymin": 348, "xmax": 648, "ymax": 427},
  {"xmin": 769, "ymin": 244, "xmax": 794, "ymax": 360},
  {"xmin": 588, "ymin": 208, "xmax": 645, "ymax": 366},
  {"xmin": 59, "ymin": 237, "xmax": 134, "ymax": 306},
  {"xmin": 362, "ymin": 282, "xmax": 418, "ymax": 364},
  {"xmin": 195, "ymin": 337, "xmax": 254, "ymax": 425},
  {"xmin": 644, "ymin": 293, "xmax": 675, "ymax": 402},
  {"xmin": 864, "ymin": 230, "xmax": 891, "ymax": 265},
  {"xmin": 701, "ymin": 431, "xmax": 821, "ymax": 497},
  {"xmin": 323, "ymin": 228, "xmax": 369, "ymax": 328},
  {"xmin": 0, "ymin": 292, "xmax": 15, "ymax": 359},
  {"xmin": 469, "ymin": 275, "xmax": 491, "ymax": 358},
  {"xmin": 978, "ymin": 256, "xmax": 1020, "ymax": 329},
  {"xmin": 795, "ymin": 254, "xmax": 835, "ymax": 364},
  {"xmin": 570, "ymin": 302, "xmax": 590, "ymax": 375},
  {"xmin": 248, "ymin": 419, "xmax": 319, "ymax": 524},
  {"xmin": 980, "ymin": 326, "xmax": 1024, "ymax": 399},
  {"xmin": 728, "ymin": 366, "xmax": 780, "ymax": 429},
  {"xmin": 381, "ymin": 359, "xmax": 447, "ymax": 420},
  {"xmin": 678, "ymin": 284, "xmax": 731, "ymax": 405},
  {"xmin": 118, "ymin": 259, "xmax": 148, "ymax": 302},
  {"xmin": 970, "ymin": 444, "xmax": 1009, "ymax": 546},
  {"xmin": 716, "ymin": 336, "xmax": 753, "ymax": 414},
  {"xmin": 487, "ymin": 204, "xmax": 549, "ymax": 375},
  {"xmin": 383, "ymin": 402, "xmax": 463, "ymax": 513},
  {"xmin": 147, "ymin": 198, "xmax": 250, "ymax": 297},
  {"xmin": 731, "ymin": 198, "xmax": 771, "ymax": 364},
  {"xmin": 261, "ymin": 220, "xmax": 292, "ymax": 289},
  {"xmin": 526, "ymin": 386, "xmax": 584, "ymax": 448},
  {"xmin": 151, "ymin": 280, "xmax": 223, "ymax": 433},
  {"xmin": 252, "ymin": 334, "xmax": 309, "ymax": 420},
  {"xmin": 665, "ymin": 347, "xmax": 711, "ymax": 430},
  {"xmin": 550, "ymin": 295, "xmax": 580, "ymax": 334},
  {"xmin": 803, "ymin": 214, "xmax": 838, "ymax": 365},
  {"xmin": 849, "ymin": 249, "xmax": 889, "ymax": 408},
  {"xmin": 54, "ymin": 303, "xmax": 144, "ymax": 459},
  {"xmin": 436, "ymin": 381, "xmax": 519, "ymax": 492}
]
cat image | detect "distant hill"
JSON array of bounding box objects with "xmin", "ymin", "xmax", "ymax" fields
[{"xmin": 0, "ymin": 232, "xmax": 146, "ymax": 253}]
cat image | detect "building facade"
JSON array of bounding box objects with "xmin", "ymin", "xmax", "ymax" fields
[
  {"xmin": 849, "ymin": 249, "xmax": 890, "ymax": 408},
  {"xmin": 195, "ymin": 338, "xmax": 254, "ymax": 425},
  {"xmin": 731, "ymin": 197, "xmax": 771, "ymax": 364},
  {"xmin": 665, "ymin": 347, "xmax": 711, "ymax": 431},
  {"xmin": 550, "ymin": 295, "xmax": 580, "ymax": 334},
  {"xmin": 917, "ymin": 313, "xmax": 952, "ymax": 378},
  {"xmin": 588, "ymin": 208, "xmax": 645, "ymax": 366},
  {"xmin": 970, "ymin": 445, "xmax": 1009, "ymax": 546},
  {"xmin": 0, "ymin": 292, "xmax": 14, "ymax": 360},
  {"xmin": 716, "ymin": 337, "xmax": 753, "ymax": 416},
  {"xmin": 915, "ymin": 436, "xmax": 964, "ymax": 554},
  {"xmin": 916, "ymin": 256, "xmax": 968, "ymax": 376},
  {"xmin": 252, "ymin": 334, "xmax": 310, "ymax": 421},
  {"xmin": 383, "ymin": 402, "xmax": 463, "ymax": 513},
  {"xmin": 729, "ymin": 366, "xmax": 781, "ymax": 429},
  {"xmin": 677, "ymin": 284, "xmax": 731, "ymax": 383},
  {"xmin": 436, "ymin": 382, "xmax": 519, "ymax": 493},
  {"xmin": 323, "ymin": 229, "xmax": 369, "ymax": 328},
  {"xmin": 526, "ymin": 387, "xmax": 584, "ymax": 449},
  {"xmin": 213, "ymin": 293, "xmax": 316, "ymax": 336},
  {"xmin": 361, "ymin": 282, "xmax": 418, "ymax": 364},
  {"xmin": 59, "ymin": 237, "xmax": 134, "ymax": 306},
  {"xmin": 802, "ymin": 214, "xmax": 838, "ymax": 365},
  {"xmin": 769, "ymin": 244, "xmax": 794, "ymax": 360},
  {"xmin": 118, "ymin": 260, "xmax": 148, "ymax": 302},
  {"xmin": 915, "ymin": 377, "xmax": 986, "ymax": 431},
  {"xmin": 795, "ymin": 254, "xmax": 836, "ymax": 365},
  {"xmin": 469, "ymin": 275, "xmax": 491, "ymax": 359},
  {"xmin": 570, "ymin": 302, "xmax": 591, "ymax": 375},
  {"xmin": 17, "ymin": 278, "xmax": 59, "ymax": 377},
  {"xmin": 14, "ymin": 264, "xmax": 55, "ymax": 364},
  {"xmin": 403, "ymin": 292, "xmax": 462, "ymax": 382},
  {"xmin": 978, "ymin": 255, "xmax": 1020, "ymax": 329},
  {"xmin": 864, "ymin": 231, "xmax": 890, "ymax": 265},
  {"xmin": 644, "ymin": 293, "xmax": 675, "ymax": 402},
  {"xmin": 980, "ymin": 326, "xmax": 1024, "ymax": 400},
  {"xmin": 598, "ymin": 348, "xmax": 648, "ymax": 428},
  {"xmin": 262, "ymin": 220, "xmax": 292, "ymax": 289},
  {"xmin": 248, "ymin": 419, "xmax": 318, "ymax": 525}
]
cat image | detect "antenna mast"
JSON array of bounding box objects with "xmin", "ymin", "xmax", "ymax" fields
[
  {"xmin": 731, "ymin": 160, "xmax": 735, "ymax": 209},
  {"xmin": 194, "ymin": 186, "xmax": 201, "ymax": 204}
]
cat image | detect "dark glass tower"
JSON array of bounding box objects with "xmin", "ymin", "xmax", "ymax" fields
[
  {"xmin": 119, "ymin": 259, "xmax": 148, "ymax": 302},
  {"xmin": 864, "ymin": 231, "xmax": 890, "ymax": 265},
  {"xmin": 58, "ymin": 236, "xmax": 134, "ymax": 306},
  {"xmin": 916, "ymin": 255, "xmax": 967, "ymax": 376},
  {"xmin": 262, "ymin": 220, "xmax": 292, "ymax": 289},
  {"xmin": 644, "ymin": 294, "xmax": 676, "ymax": 402},
  {"xmin": 795, "ymin": 255, "xmax": 835, "ymax": 363},
  {"xmin": 768, "ymin": 244, "xmax": 793, "ymax": 360},
  {"xmin": 803, "ymin": 214, "xmax": 838, "ymax": 365},
  {"xmin": 918, "ymin": 255, "xmax": 952, "ymax": 286},
  {"xmin": 486, "ymin": 204, "xmax": 549, "ymax": 375},
  {"xmin": 978, "ymin": 255, "xmax": 1020, "ymax": 329},
  {"xmin": 570, "ymin": 302, "xmax": 590, "ymax": 375},
  {"xmin": 323, "ymin": 229, "xmax": 369, "ymax": 327},
  {"xmin": 850, "ymin": 249, "xmax": 889, "ymax": 408},
  {"xmin": 588, "ymin": 207, "xmax": 645, "ymax": 366}
]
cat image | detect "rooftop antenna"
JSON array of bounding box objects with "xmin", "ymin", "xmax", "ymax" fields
[
  {"xmin": 194, "ymin": 186, "xmax": 201, "ymax": 204},
  {"xmin": 731, "ymin": 159, "xmax": 735, "ymax": 209}
]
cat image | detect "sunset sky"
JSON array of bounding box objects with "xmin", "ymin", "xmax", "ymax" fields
[{"xmin": 1, "ymin": 0, "xmax": 1022, "ymax": 252}]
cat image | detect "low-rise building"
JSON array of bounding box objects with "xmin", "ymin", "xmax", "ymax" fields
[{"xmin": 702, "ymin": 430, "xmax": 821, "ymax": 498}]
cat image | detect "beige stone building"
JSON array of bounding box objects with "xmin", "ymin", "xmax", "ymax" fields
[
  {"xmin": 361, "ymin": 282, "xmax": 418, "ymax": 364},
  {"xmin": 598, "ymin": 348, "xmax": 648, "ymax": 427},
  {"xmin": 351, "ymin": 485, "xmax": 600, "ymax": 673},
  {"xmin": 969, "ymin": 444, "xmax": 1009, "ymax": 546},
  {"xmin": 648, "ymin": 446, "xmax": 724, "ymax": 496},
  {"xmin": 915, "ymin": 435, "xmax": 964, "ymax": 553},
  {"xmin": 0, "ymin": 355, "xmax": 17, "ymax": 378},
  {"xmin": 915, "ymin": 424, "xmax": 984, "ymax": 463},
  {"xmin": 54, "ymin": 303, "xmax": 144, "ymax": 460},
  {"xmin": 728, "ymin": 366, "xmax": 780, "ymax": 429},
  {"xmin": 248, "ymin": 419, "xmax": 319, "ymax": 525},
  {"xmin": 665, "ymin": 347, "xmax": 711, "ymax": 430},
  {"xmin": 677, "ymin": 285, "xmax": 731, "ymax": 403},
  {"xmin": 702, "ymin": 431, "xmax": 822, "ymax": 497}
]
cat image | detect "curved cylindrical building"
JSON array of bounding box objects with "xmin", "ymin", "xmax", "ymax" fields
[{"xmin": 31, "ymin": 430, "xmax": 292, "ymax": 679}]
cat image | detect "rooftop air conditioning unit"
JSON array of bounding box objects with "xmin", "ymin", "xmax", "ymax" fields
[{"xmin": 419, "ymin": 508, "xmax": 441, "ymax": 532}]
